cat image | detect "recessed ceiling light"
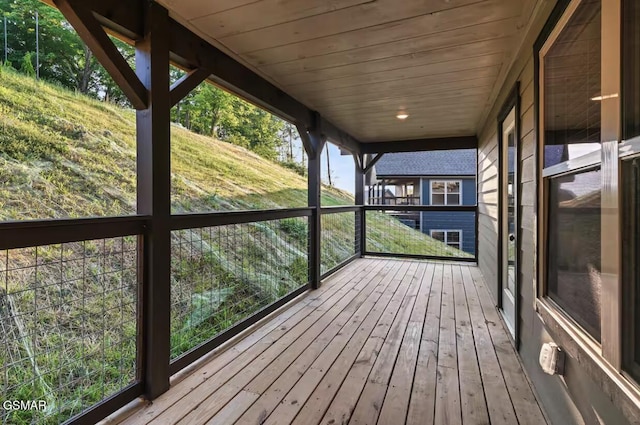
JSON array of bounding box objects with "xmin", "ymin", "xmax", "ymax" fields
[
  {"xmin": 591, "ymin": 93, "xmax": 618, "ymax": 101},
  {"xmin": 396, "ymin": 113, "xmax": 409, "ymax": 120}
]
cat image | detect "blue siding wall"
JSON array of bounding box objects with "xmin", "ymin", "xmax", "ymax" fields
[
  {"xmin": 421, "ymin": 211, "xmax": 476, "ymax": 255},
  {"xmin": 462, "ymin": 179, "xmax": 476, "ymax": 205},
  {"xmin": 422, "ymin": 178, "xmax": 430, "ymax": 204},
  {"xmin": 421, "ymin": 177, "xmax": 476, "ymax": 206}
]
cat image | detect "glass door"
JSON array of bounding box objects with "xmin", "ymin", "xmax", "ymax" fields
[{"xmin": 502, "ymin": 107, "xmax": 517, "ymax": 338}]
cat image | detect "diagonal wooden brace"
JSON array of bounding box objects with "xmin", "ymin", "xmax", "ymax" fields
[
  {"xmin": 363, "ymin": 153, "xmax": 384, "ymax": 175},
  {"xmin": 54, "ymin": 0, "xmax": 149, "ymax": 110},
  {"xmin": 170, "ymin": 68, "xmax": 211, "ymax": 107}
]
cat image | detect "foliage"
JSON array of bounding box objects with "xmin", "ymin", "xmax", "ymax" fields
[
  {"xmin": 1, "ymin": 1, "xmax": 285, "ymax": 159},
  {"xmin": 171, "ymin": 76, "xmax": 286, "ymax": 160},
  {"xmin": 19, "ymin": 51, "xmax": 34, "ymax": 76},
  {"xmin": 1, "ymin": 0, "xmax": 95, "ymax": 90},
  {"xmin": 279, "ymin": 160, "xmax": 307, "ymax": 176}
]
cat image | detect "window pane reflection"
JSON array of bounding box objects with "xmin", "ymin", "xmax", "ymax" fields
[
  {"xmin": 544, "ymin": 0, "xmax": 601, "ymax": 168},
  {"xmin": 547, "ymin": 168, "xmax": 602, "ymax": 341}
]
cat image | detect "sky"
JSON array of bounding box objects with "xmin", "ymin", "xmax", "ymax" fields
[
  {"xmin": 321, "ymin": 142, "xmax": 355, "ymax": 195},
  {"xmin": 289, "ymin": 136, "xmax": 356, "ymax": 195}
]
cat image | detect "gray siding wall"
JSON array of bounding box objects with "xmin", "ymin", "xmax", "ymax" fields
[{"xmin": 476, "ymin": 3, "xmax": 631, "ymax": 423}]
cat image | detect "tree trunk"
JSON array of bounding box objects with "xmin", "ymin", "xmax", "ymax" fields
[
  {"xmin": 211, "ymin": 107, "xmax": 220, "ymax": 136},
  {"xmin": 326, "ymin": 145, "xmax": 333, "ymax": 186},
  {"xmin": 288, "ymin": 124, "xmax": 294, "ymax": 161},
  {"xmin": 79, "ymin": 45, "xmax": 93, "ymax": 94}
]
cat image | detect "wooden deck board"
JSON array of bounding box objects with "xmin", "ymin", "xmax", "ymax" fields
[{"xmin": 117, "ymin": 258, "xmax": 546, "ymax": 425}]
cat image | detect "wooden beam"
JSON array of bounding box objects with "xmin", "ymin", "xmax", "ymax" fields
[
  {"xmin": 360, "ymin": 136, "xmax": 478, "ymax": 154},
  {"xmin": 135, "ymin": 1, "xmax": 171, "ymax": 399},
  {"xmin": 307, "ymin": 126, "xmax": 326, "ymax": 290},
  {"xmin": 363, "ymin": 153, "xmax": 384, "ymax": 175},
  {"xmin": 42, "ymin": 0, "xmax": 144, "ymax": 41},
  {"xmin": 53, "ymin": 0, "xmax": 148, "ymax": 110},
  {"xmin": 46, "ymin": 0, "xmax": 362, "ymax": 153},
  {"xmin": 352, "ymin": 152, "xmax": 363, "ymax": 173},
  {"xmin": 170, "ymin": 68, "xmax": 211, "ymax": 108},
  {"xmin": 298, "ymin": 127, "xmax": 316, "ymax": 159},
  {"xmin": 319, "ymin": 117, "xmax": 361, "ymax": 154},
  {"xmin": 354, "ymin": 153, "xmax": 365, "ymax": 256}
]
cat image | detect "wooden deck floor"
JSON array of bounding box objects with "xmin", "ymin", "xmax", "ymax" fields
[{"xmin": 116, "ymin": 258, "xmax": 547, "ymax": 425}]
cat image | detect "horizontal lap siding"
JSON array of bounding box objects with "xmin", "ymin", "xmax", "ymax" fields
[
  {"xmin": 421, "ymin": 211, "xmax": 476, "ymax": 254},
  {"xmin": 476, "ymin": 3, "xmax": 632, "ymax": 421},
  {"xmin": 478, "ymin": 130, "xmax": 499, "ymax": 301}
]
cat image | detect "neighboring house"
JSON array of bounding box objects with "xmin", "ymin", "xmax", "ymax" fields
[{"xmin": 367, "ymin": 149, "xmax": 477, "ymax": 255}]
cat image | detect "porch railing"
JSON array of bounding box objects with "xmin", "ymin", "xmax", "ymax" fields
[
  {"xmin": 319, "ymin": 206, "xmax": 361, "ymax": 279},
  {"xmin": 363, "ymin": 205, "xmax": 477, "ymax": 262},
  {"xmin": 168, "ymin": 208, "xmax": 312, "ymax": 373},
  {"xmin": 0, "ymin": 203, "xmax": 476, "ymax": 424}
]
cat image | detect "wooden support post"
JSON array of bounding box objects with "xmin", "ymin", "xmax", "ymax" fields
[
  {"xmin": 136, "ymin": 2, "xmax": 171, "ymax": 400},
  {"xmin": 299, "ymin": 119, "xmax": 325, "ymax": 290},
  {"xmin": 354, "ymin": 153, "xmax": 365, "ymax": 257},
  {"xmin": 381, "ymin": 180, "xmax": 387, "ymax": 205}
]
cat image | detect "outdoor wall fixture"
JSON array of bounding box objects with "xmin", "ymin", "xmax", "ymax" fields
[
  {"xmin": 539, "ymin": 342, "xmax": 566, "ymax": 375},
  {"xmin": 396, "ymin": 112, "xmax": 409, "ymax": 120}
]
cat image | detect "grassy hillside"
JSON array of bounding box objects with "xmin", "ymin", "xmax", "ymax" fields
[{"xmin": 0, "ymin": 68, "xmax": 468, "ymax": 424}]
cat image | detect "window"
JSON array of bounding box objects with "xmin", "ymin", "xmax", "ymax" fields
[
  {"xmin": 537, "ymin": 0, "xmax": 640, "ymax": 412},
  {"xmin": 623, "ymin": 0, "xmax": 640, "ymax": 141},
  {"xmin": 430, "ymin": 230, "xmax": 462, "ymax": 249},
  {"xmin": 623, "ymin": 158, "xmax": 640, "ymax": 383},
  {"xmin": 622, "ymin": 0, "xmax": 640, "ymax": 385},
  {"xmin": 540, "ymin": 0, "xmax": 604, "ymax": 343},
  {"xmin": 547, "ymin": 168, "xmax": 602, "ymax": 341},
  {"xmin": 431, "ymin": 180, "xmax": 461, "ymax": 205},
  {"xmin": 542, "ymin": 0, "xmax": 601, "ymax": 169}
]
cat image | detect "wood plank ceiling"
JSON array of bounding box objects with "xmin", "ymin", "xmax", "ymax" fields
[{"xmin": 157, "ymin": 0, "xmax": 537, "ymax": 143}]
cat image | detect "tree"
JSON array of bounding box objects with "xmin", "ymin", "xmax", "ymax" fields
[
  {"xmin": 0, "ymin": 0, "xmax": 105, "ymax": 94},
  {"xmin": 19, "ymin": 51, "xmax": 34, "ymax": 76}
]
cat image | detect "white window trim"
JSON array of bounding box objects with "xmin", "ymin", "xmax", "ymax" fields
[
  {"xmin": 430, "ymin": 180, "xmax": 462, "ymax": 206},
  {"xmin": 429, "ymin": 229, "xmax": 463, "ymax": 249}
]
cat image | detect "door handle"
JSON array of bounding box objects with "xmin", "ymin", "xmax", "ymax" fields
[{"xmin": 509, "ymin": 233, "xmax": 515, "ymax": 242}]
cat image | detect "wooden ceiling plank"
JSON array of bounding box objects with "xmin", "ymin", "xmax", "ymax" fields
[
  {"xmin": 258, "ymin": 18, "xmax": 517, "ymax": 76},
  {"xmin": 308, "ymin": 77, "xmax": 497, "ymax": 109},
  {"xmin": 191, "ymin": 0, "xmax": 374, "ymax": 40},
  {"xmin": 159, "ymin": 0, "xmax": 261, "ymax": 21},
  {"xmin": 328, "ymin": 105, "xmax": 484, "ymax": 121},
  {"xmin": 243, "ymin": 0, "xmax": 522, "ymax": 66},
  {"xmin": 300, "ymin": 66, "xmax": 500, "ymax": 104},
  {"xmin": 312, "ymin": 88, "xmax": 494, "ymax": 115},
  {"xmin": 278, "ymin": 37, "xmax": 509, "ymax": 86},
  {"xmin": 321, "ymin": 94, "xmax": 490, "ymax": 116},
  {"xmin": 284, "ymin": 53, "xmax": 504, "ymax": 93},
  {"xmin": 213, "ymin": 0, "xmax": 486, "ymax": 53},
  {"xmin": 341, "ymin": 115, "xmax": 481, "ymax": 131}
]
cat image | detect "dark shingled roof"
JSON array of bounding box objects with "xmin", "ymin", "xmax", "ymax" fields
[{"xmin": 375, "ymin": 149, "xmax": 477, "ymax": 177}]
